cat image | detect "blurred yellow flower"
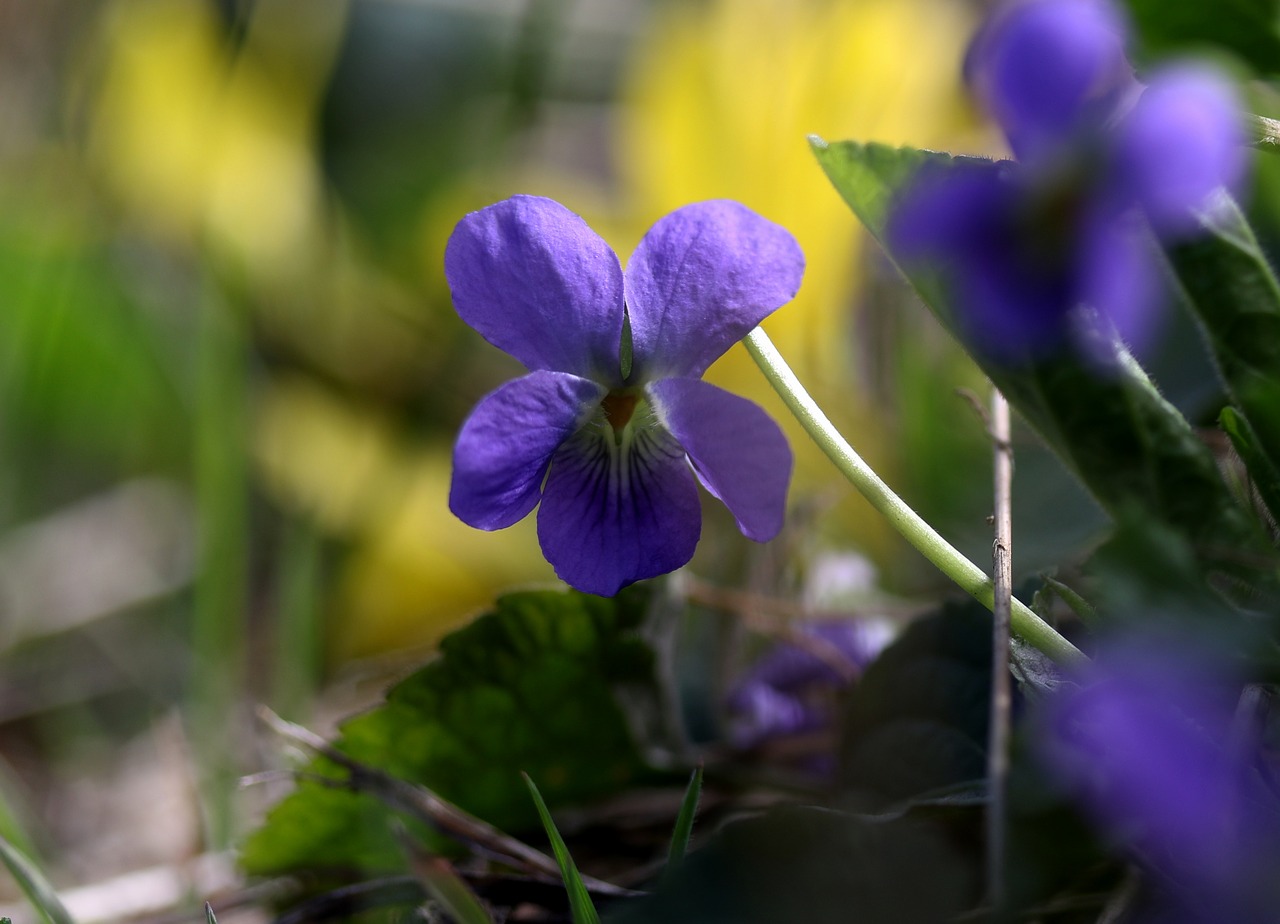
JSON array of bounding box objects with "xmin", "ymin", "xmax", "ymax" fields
[
  {"xmin": 88, "ymin": 0, "xmax": 343, "ymax": 275},
  {"xmin": 255, "ymin": 376, "xmax": 554, "ymax": 662},
  {"xmin": 619, "ymin": 0, "xmax": 976, "ymax": 567}
]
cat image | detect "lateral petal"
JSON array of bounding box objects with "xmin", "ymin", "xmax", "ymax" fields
[
  {"xmin": 648, "ymin": 377, "xmax": 791, "ymax": 542},
  {"xmin": 450, "ymin": 371, "xmax": 605, "ymax": 530}
]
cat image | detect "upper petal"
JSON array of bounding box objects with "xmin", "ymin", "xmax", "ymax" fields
[
  {"xmin": 647, "ymin": 377, "xmax": 791, "ymax": 541},
  {"xmin": 450, "ymin": 370, "xmax": 606, "ymax": 530},
  {"xmin": 967, "ymin": 0, "xmax": 1134, "ymax": 162},
  {"xmin": 624, "ymin": 201, "xmax": 804, "ymax": 380},
  {"xmin": 445, "ymin": 196, "xmax": 625, "ymax": 381},
  {"xmin": 1112, "ymin": 65, "xmax": 1247, "ymax": 238},
  {"xmin": 537, "ymin": 423, "xmax": 701, "ymax": 596}
]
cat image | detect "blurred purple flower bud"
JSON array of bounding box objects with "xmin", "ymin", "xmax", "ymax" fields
[
  {"xmin": 1038, "ymin": 639, "xmax": 1280, "ymax": 919},
  {"xmin": 967, "ymin": 0, "xmax": 1134, "ymax": 163},
  {"xmin": 889, "ymin": 0, "xmax": 1247, "ymax": 360},
  {"xmin": 726, "ymin": 620, "xmax": 889, "ymax": 751},
  {"xmin": 1111, "ymin": 64, "xmax": 1248, "ymax": 237}
]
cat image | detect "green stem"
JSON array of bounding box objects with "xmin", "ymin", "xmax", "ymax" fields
[{"xmin": 743, "ymin": 328, "xmax": 1083, "ymax": 665}]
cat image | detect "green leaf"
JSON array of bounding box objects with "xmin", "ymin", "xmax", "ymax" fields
[
  {"xmin": 1165, "ymin": 196, "xmax": 1280, "ymax": 476},
  {"xmin": 812, "ymin": 139, "xmax": 1265, "ymax": 574},
  {"xmin": 523, "ymin": 773, "xmax": 600, "ymax": 924},
  {"xmin": 0, "ymin": 834, "xmax": 75, "ymax": 924},
  {"xmin": 1221, "ymin": 406, "xmax": 1280, "ymax": 526},
  {"xmin": 838, "ymin": 601, "xmax": 992, "ymax": 806},
  {"xmin": 609, "ymin": 805, "xmax": 978, "ymax": 924},
  {"xmin": 205, "ymin": 903, "xmax": 217, "ymax": 924},
  {"xmin": 241, "ymin": 587, "xmax": 659, "ymax": 877},
  {"xmin": 1121, "ymin": 0, "xmax": 1280, "ymax": 76},
  {"xmin": 666, "ymin": 766, "xmax": 703, "ymax": 871}
]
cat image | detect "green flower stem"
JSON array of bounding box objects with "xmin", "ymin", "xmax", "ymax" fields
[{"xmin": 743, "ymin": 328, "xmax": 1084, "ymax": 666}]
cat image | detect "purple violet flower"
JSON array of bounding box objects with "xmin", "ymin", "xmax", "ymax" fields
[
  {"xmin": 889, "ymin": 0, "xmax": 1247, "ymax": 359},
  {"xmin": 727, "ymin": 620, "xmax": 887, "ymax": 751},
  {"xmin": 445, "ymin": 196, "xmax": 802, "ymax": 596}
]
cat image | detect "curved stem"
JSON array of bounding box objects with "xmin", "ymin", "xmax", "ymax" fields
[{"xmin": 743, "ymin": 328, "xmax": 1083, "ymax": 665}]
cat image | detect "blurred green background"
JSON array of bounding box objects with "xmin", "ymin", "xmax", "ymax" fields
[{"xmin": 0, "ymin": 0, "xmax": 1068, "ymax": 915}]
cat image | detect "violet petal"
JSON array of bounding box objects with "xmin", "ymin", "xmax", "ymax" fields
[
  {"xmin": 624, "ymin": 201, "xmax": 804, "ymax": 380},
  {"xmin": 450, "ymin": 371, "xmax": 605, "ymax": 530},
  {"xmin": 1076, "ymin": 208, "xmax": 1164, "ymax": 357},
  {"xmin": 968, "ymin": 0, "xmax": 1133, "ymax": 162},
  {"xmin": 647, "ymin": 377, "xmax": 791, "ymax": 542},
  {"xmin": 445, "ymin": 195, "xmax": 626, "ymax": 382},
  {"xmin": 889, "ymin": 162, "xmax": 1073, "ymax": 357},
  {"xmin": 537, "ymin": 423, "xmax": 701, "ymax": 596},
  {"xmin": 1113, "ymin": 65, "xmax": 1246, "ymax": 237}
]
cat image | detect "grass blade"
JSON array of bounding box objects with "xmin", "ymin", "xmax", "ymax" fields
[
  {"xmin": 666, "ymin": 766, "xmax": 703, "ymax": 869},
  {"xmin": 413, "ymin": 855, "xmax": 495, "ymax": 924},
  {"xmin": 522, "ymin": 773, "xmax": 600, "ymax": 924},
  {"xmin": 0, "ymin": 834, "xmax": 74, "ymax": 924}
]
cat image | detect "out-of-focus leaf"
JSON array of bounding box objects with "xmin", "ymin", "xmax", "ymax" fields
[
  {"xmin": 1221, "ymin": 407, "xmax": 1280, "ymax": 527},
  {"xmin": 523, "ymin": 774, "xmax": 599, "ymax": 924},
  {"xmin": 838, "ymin": 601, "xmax": 992, "ymax": 806},
  {"xmin": 319, "ymin": 3, "xmax": 508, "ymax": 257},
  {"xmin": 0, "ymin": 212, "xmax": 187, "ymax": 496},
  {"xmin": 0, "ymin": 834, "xmax": 74, "ymax": 924},
  {"xmin": 1166, "ymin": 197, "xmax": 1280, "ymax": 474},
  {"xmin": 812, "ymin": 139, "xmax": 1265, "ymax": 574},
  {"xmin": 608, "ymin": 805, "xmax": 977, "ymax": 924},
  {"xmin": 241, "ymin": 588, "xmax": 659, "ymax": 877},
  {"xmin": 1121, "ymin": 0, "xmax": 1280, "ymax": 75}
]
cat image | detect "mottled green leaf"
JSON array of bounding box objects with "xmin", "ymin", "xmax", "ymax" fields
[
  {"xmin": 241, "ymin": 588, "xmax": 659, "ymax": 877},
  {"xmin": 812, "ymin": 139, "xmax": 1264, "ymax": 572}
]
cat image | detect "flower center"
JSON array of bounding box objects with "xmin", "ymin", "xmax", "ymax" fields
[{"xmin": 601, "ymin": 391, "xmax": 639, "ymax": 433}]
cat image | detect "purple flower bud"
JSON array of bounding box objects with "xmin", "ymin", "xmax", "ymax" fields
[
  {"xmin": 1037, "ymin": 639, "xmax": 1280, "ymax": 917},
  {"xmin": 967, "ymin": 0, "xmax": 1134, "ymax": 163},
  {"xmin": 889, "ymin": 0, "xmax": 1248, "ymax": 360},
  {"xmin": 726, "ymin": 620, "xmax": 888, "ymax": 751},
  {"xmin": 1112, "ymin": 65, "xmax": 1248, "ymax": 237}
]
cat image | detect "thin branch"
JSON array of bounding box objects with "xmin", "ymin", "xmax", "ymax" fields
[
  {"xmin": 986, "ymin": 389, "xmax": 1014, "ymax": 909},
  {"xmin": 255, "ymin": 707, "xmax": 636, "ymax": 898}
]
